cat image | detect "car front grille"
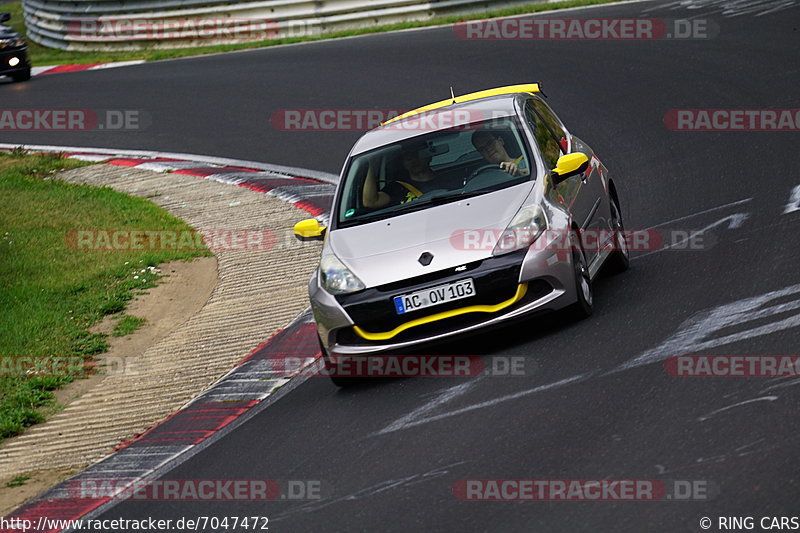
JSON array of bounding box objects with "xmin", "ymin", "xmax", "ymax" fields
[{"xmin": 334, "ymin": 251, "xmax": 554, "ymax": 346}]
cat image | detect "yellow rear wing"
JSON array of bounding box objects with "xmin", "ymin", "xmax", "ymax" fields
[{"xmin": 381, "ymin": 83, "xmax": 543, "ymax": 126}]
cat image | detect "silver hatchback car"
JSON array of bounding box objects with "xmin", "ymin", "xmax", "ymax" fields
[{"xmin": 294, "ymin": 84, "xmax": 629, "ymax": 385}]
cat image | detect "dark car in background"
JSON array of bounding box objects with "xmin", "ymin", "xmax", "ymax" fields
[{"xmin": 0, "ymin": 12, "xmax": 31, "ymax": 82}]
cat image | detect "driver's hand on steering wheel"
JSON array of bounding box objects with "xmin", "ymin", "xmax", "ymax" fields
[{"xmin": 499, "ymin": 161, "xmax": 528, "ymax": 177}]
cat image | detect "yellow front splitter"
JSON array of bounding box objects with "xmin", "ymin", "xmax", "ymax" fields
[{"xmin": 352, "ymin": 283, "xmax": 528, "ymax": 342}]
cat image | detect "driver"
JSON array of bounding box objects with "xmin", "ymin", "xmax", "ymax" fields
[
  {"xmin": 471, "ymin": 129, "xmax": 529, "ymax": 177},
  {"xmin": 362, "ymin": 141, "xmax": 438, "ymax": 208}
]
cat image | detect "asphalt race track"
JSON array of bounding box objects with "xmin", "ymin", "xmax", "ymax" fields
[{"xmin": 3, "ymin": 0, "xmax": 800, "ymax": 530}]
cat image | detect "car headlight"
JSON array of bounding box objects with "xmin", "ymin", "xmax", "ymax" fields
[
  {"xmin": 319, "ymin": 253, "xmax": 365, "ymax": 295},
  {"xmin": 492, "ymin": 204, "xmax": 548, "ymax": 256}
]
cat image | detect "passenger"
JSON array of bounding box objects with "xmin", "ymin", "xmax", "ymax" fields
[
  {"xmin": 362, "ymin": 142, "xmax": 438, "ymax": 208},
  {"xmin": 471, "ymin": 129, "xmax": 529, "ymax": 177}
]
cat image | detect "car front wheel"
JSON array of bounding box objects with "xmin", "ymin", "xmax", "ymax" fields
[
  {"xmin": 604, "ymin": 196, "xmax": 630, "ymax": 275},
  {"xmin": 11, "ymin": 68, "xmax": 31, "ymax": 82},
  {"xmin": 569, "ymin": 234, "xmax": 593, "ymax": 319},
  {"xmin": 318, "ymin": 335, "xmax": 362, "ymax": 388}
]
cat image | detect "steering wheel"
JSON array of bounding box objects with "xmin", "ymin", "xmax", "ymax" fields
[{"xmin": 465, "ymin": 163, "xmax": 501, "ymax": 185}]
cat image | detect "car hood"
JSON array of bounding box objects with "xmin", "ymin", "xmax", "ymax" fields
[{"xmin": 329, "ymin": 182, "xmax": 536, "ymax": 288}]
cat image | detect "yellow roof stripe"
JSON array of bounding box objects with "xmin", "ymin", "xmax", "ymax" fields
[
  {"xmin": 352, "ymin": 283, "xmax": 528, "ymax": 341},
  {"xmin": 382, "ymin": 83, "xmax": 542, "ymax": 126}
]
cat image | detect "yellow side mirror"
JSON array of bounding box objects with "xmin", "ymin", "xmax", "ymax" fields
[
  {"xmin": 293, "ymin": 219, "xmax": 327, "ymax": 241},
  {"xmin": 550, "ymin": 153, "xmax": 590, "ymax": 185}
]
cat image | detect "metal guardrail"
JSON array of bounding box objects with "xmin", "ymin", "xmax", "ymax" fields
[{"xmin": 21, "ymin": 0, "xmax": 544, "ymax": 50}]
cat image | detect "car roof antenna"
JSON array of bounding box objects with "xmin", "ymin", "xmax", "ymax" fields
[{"xmin": 450, "ymin": 86, "xmax": 456, "ymax": 104}]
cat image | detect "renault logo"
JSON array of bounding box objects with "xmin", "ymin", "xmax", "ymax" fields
[{"xmin": 418, "ymin": 252, "xmax": 433, "ymax": 266}]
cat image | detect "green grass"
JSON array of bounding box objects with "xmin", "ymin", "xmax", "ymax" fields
[
  {"xmin": 112, "ymin": 315, "xmax": 147, "ymax": 337},
  {"xmin": 2, "ymin": 0, "xmax": 626, "ymax": 66},
  {"xmin": 0, "ymin": 151, "xmax": 211, "ymax": 442},
  {"xmin": 5, "ymin": 475, "xmax": 30, "ymax": 488}
]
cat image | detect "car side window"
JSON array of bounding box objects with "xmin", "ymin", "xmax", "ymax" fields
[
  {"xmin": 530, "ymin": 98, "xmax": 568, "ymax": 149},
  {"xmin": 524, "ymin": 103, "xmax": 561, "ymax": 169}
]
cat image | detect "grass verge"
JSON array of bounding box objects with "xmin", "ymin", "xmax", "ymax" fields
[
  {"xmin": 112, "ymin": 315, "xmax": 147, "ymax": 337},
  {"xmin": 0, "ymin": 151, "xmax": 210, "ymax": 442},
  {"xmin": 2, "ymin": 0, "xmax": 627, "ymax": 66}
]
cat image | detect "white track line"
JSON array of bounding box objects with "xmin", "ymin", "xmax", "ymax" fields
[{"xmin": 0, "ymin": 142, "xmax": 339, "ymax": 183}]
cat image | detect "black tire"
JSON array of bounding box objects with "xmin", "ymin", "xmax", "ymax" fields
[
  {"xmin": 11, "ymin": 68, "xmax": 31, "ymax": 82},
  {"xmin": 318, "ymin": 336, "xmax": 362, "ymax": 388},
  {"xmin": 568, "ymin": 233, "xmax": 593, "ymax": 319},
  {"xmin": 604, "ymin": 196, "xmax": 630, "ymax": 275}
]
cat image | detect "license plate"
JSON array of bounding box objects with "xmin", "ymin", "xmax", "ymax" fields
[{"xmin": 393, "ymin": 278, "xmax": 476, "ymax": 315}]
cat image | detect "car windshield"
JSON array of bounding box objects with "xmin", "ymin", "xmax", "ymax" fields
[{"xmin": 335, "ymin": 117, "xmax": 536, "ymax": 227}]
